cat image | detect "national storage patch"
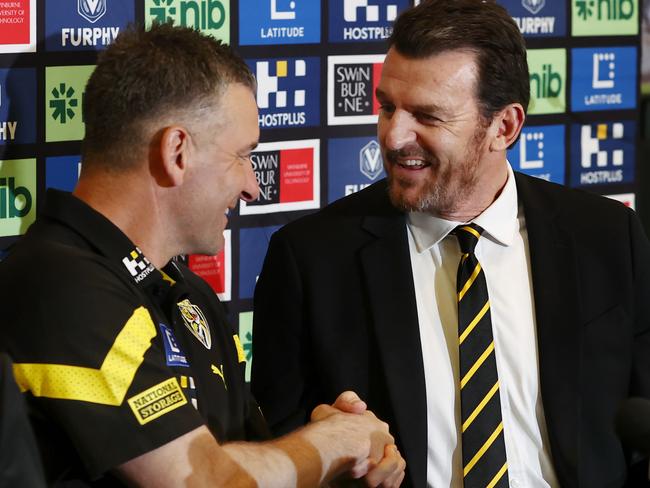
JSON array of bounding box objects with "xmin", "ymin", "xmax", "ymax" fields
[{"xmin": 128, "ymin": 377, "xmax": 187, "ymax": 425}]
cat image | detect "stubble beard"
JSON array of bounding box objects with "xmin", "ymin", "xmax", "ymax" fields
[{"xmin": 385, "ymin": 126, "xmax": 487, "ymax": 215}]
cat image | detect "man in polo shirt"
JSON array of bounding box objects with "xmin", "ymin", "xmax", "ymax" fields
[{"xmin": 0, "ymin": 24, "xmax": 405, "ymax": 487}]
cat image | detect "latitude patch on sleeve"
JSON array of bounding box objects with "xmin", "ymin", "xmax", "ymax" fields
[{"xmin": 127, "ymin": 377, "xmax": 187, "ymax": 425}]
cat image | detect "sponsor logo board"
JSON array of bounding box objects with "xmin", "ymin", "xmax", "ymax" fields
[
  {"xmin": 240, "ymin": 139, "xmax": 320, "ymax": 215},
  {"xmin": 0, "ymin": 68, "xmax": 36, "ymax": 144},
  {"xmin": 571, "ymin": 47, "xmax": 637, "ymax": 112},
  {"xmin": 45, "ymin": 65, "xmax": 95, "ymax": 142},
  {"xmin": 507, "ymin": 125, "xmax": 565, "ymax": 184},
  {"xmin": 46, "ymin": 156, "xmax": 82, "ymax": 191},
  {"xmin": 572, "ymin": 0, "xmax": 637, "ymax": 36},
  {"xmin": 145, "ymin": 0, "xmax": 230, "ymax": 43},
  {"xmin": 498, "ymin": 0, "xmax": 566, "ymax": 37},
  {"xmin": 248, "ymin": 57, "xmax": 320, "ymax": 129},
  {"xmin": 239, "ymin": 0, "xmax": 320, "ymax": 45},
  {"xmin": 188, "ymin": 229, "xmax": 231, "ymax": 301},
  {"xmin": 329, "ymin": 0, "xmax": 408, "ymax": 42},
  {"xmin": 45, "ymin": 0, "xmax": 134, "ymax": 51},
  {"xmin": 527, "ymin": 49, "xmax": 566, "ymax": 115},
  {"xmin": 238, "ymin": 312, "xmax": 253, "ymax": 382},
  {"xmin": 239, "ymin": 226, "xmax": 280, "ymax": 300},
  {"xmin": 0, "ymin": 0, "xmax": 36, "ymax": 53},
  {"xmin": 328, "ymin": 54, "xmax": 384, "ymax": 126},
  {"xmin": 0, "ymin": 158, "xmax": 36, "ymax": 237},
  {"xmin": 570, "ymin": 121, "xmax": 635, "ymax": 187},
  {"xmin": 328, "ymin": 136, "xmax": 385, "ymax": 202}
]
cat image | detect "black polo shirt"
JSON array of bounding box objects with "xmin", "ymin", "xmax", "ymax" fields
[{"xmin": 0, "ymin": 190, "xmax": 268, "ymax": 486}]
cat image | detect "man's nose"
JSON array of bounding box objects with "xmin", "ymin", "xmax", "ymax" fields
[
  {"xmin": 382, "ymin": 110, "xmax": 417, "ymax": 150},
  {"xmin": 240, "ymin": 159, "xmax": 260, "ymax": 203}
]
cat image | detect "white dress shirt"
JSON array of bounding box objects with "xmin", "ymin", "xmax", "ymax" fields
[{"xmin": 407, "ymin": 164, "xmax": 560, "ymax": 488}]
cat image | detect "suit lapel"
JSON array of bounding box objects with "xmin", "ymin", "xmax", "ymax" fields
[
  {"xmin": 360, "ymin": 210, "xmax": 428, "ymax": 488},
  {"xmin": 516, "ymin": 172, "xmax": 581, "ymax": 487}
]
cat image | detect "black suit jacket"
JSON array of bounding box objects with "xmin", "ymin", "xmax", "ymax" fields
[{"xmin": 252, "ymin": 172, "xmax": 650, "ymax": 487}]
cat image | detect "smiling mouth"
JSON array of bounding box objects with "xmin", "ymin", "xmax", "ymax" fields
[{"xmin": 395, "ymin": 159, "xmax": 430, "ymax": 170}]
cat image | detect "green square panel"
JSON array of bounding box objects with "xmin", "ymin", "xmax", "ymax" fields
[
  {"xmin": 0, "ymin": 159, "xmax": 36, "ymax": 237},
  {"xmin": 527, "ymin": 49, "xmax": 566, "ymax": 115},
  {"xmin": 572, "ymin": 0, "xmax": 638, "ymax": 36},
  {"xmin": 239, "ymin": 311, "xmax": 253, "ymax": 383},
  {"xmin": 45, "ymin": 65, "xmax": 95, "ymax": 142},
  {"xmin": 145, "ymin": 0, "xmax": 230, "ymax": 43}
]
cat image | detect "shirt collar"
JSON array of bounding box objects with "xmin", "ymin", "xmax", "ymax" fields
[{"xmin": 407, "ymin": 163, "xmax": 519, "ymax": 252}]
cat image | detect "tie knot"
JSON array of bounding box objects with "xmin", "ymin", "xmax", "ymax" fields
[{"xmin": 454, "ymin": 223, "xmax": 483, "ymax": 254}]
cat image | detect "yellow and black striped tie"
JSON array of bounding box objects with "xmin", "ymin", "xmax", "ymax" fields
[{"xmin": 454, "ymin": 224, "xmax": 508, "ymax": 488}]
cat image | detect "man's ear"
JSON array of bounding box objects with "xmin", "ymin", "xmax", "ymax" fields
[
  {"xmin": 156, "ymin": 126, "xmax": 191, "ymax": 187},
  {"xmin": 489, "ymin": 103, "xmax": 526, "ymax": 152}
]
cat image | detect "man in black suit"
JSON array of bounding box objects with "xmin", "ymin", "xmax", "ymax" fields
[{"xmin": 252, "ymin": 0, "xmax": 650, "ymax": 486}]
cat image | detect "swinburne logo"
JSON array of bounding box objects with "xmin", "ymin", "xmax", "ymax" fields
[
  {"xmin": 571, "ymin": 47, "xmax": 637, "ymax": 112},
  {"xmin": 240, "ymin": 139, "xmax": 320, "ymax": 215},
  {"xmin": 146, "ymin": 0, "xmax": 229, "ymax": 41},
  {"xmin": 0, "ymin": 158, "xmax": 36, "ymax": 237},
  {"xmin": 570, "ymin": 121, "xmax": 635, "ymax": 187},
  {"xmin": 188, "ymin": 229, "xmax": 231, "ymax": 301},
  {"xmin": 527, "ymin": 49, "xmax": 566, "ymax": 114},
  {"xmin": 329, "ymin": 0, "xmax": 407, "ymax": 42},
  {"xmin": 0, "ymin": 0, "xmax": 36, "ymax": 54},
  {"xmin": 328, "ymin": 54, "xmax": 384, "ymax": 126},
  {"xmin": 507, "ymin": 125, "xmax": 565, "ymax": 184},
  {"xmin": 249, "ymin": 57, "xmax": 320, "ymax": 129}
]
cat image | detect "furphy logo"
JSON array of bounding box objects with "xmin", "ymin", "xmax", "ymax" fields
[
  {"xmin": 240, "ymin": 139, "xmax": 320, "ymax": 215},
  {"xmin": 527, "ymin": 49, "xmax": 566, "ymax": 114},
  {"xmin": 571, "ymin": 47, "xmax": 636, "ymax": 112},
  {"xmin": 570, "ymin": 122, "xmax": 635, "ymax": 187},
  {"xmin": 328, "ymin": 137, "xmax": 386, "ymax": 202},
  {"xmin": 0, "ymin": 0, "xmax": 36, "ymax": 53},
  {"xmin": 498, "ymin": 0, "xmax": 566, "ymax": 36},
  {"xmin": 329, "ymin": 0, "xmax": 408, "ymax": 42},
  {"xmin": 188, "ymin": 229, "xmax": 231, "ymax": 301},
  {"xmin": 45, "ymin": 65, "xmax": 94, "ymax": 142},
  {"xmin": 46, "ymin": 0, "xmax": 134, "ymax": 51},
  {"xmin": 249, "ymin": 58, "xmax": 319, "ymax": 129},
  {"xmin": 328, "ymin": 55, "xmax": 384, "ymax": 126},
  {"xmin": 0, "ymin": 69, "xmax": 36, "ymax": 144},
  {"xmin": 572, "ymin": 0, "xmax": 637, "ymax": 35},
  {"xmin": 0, "ymin": 159, "xmax": 36, "ymax": 237},
  {"xmin": 145, "ymin": 0, "xmax": 230, "ymax": 42},
  {"xmin": 507, "ymin": 125, "xmax": 565, "ymax": 184},
  {"xmin": 46, "ymin": 155, "xmax": 81, "ymax": 191},
  {"xmin": 239, "ymin": 0, "xmax": 320, "ymax": 45},
  {"xmin": 239, "ymin": 226, "xmax": 280, "ymax": 300}
]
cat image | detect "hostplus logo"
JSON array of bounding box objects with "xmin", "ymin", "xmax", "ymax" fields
[
  {"xmin": 0, "ymin": 159, "xmax": 36, "ymax": 237},
  {"xmin": 329, "ymin": 0, "xmax": 408, "ymax": 43},
  {"xmin": 570, "ymin": 122, "xmax": 635, "ymax": 186},
  {"xmin": 122, "ymin": 247, "xmax": 156, "ymax": 283},
  {"xmin": 527, "ymin": 49, "xmax": 566, "ymax": 115},
  {"xmin": 239, "ymin": 0, "xmax": 320, "ymax": 45},
  {"xmin": 571, "ymin": 47, "xmax": 636, "ymax": 112},
  {"xmin": 0, "ymin": 68, "xmax": 37, "ymax": 145},
  {"xmin": 240, "ymin": 139, "xmax": 320, "ymax": 215},
  {"xmin": 328, "ymin": 137, "xmax": 385, "ymax": 202},
  {"xmin": 250, "ymin": 58, "xmax": 319, "ymax": 129},
  {"xmin": 328, "ymin": 55, "xmax": 384, "ymax": 126},
  {"xmin": 507, "ymin": 125, "xmax": 565, "ymax": 184},
  {"xmin": 573, "ymin": 0, "xmax": 637, "ymax": 35},
  {"xmin": 146, "ymin": 0, "xmax": 230, "ymax": 42}
]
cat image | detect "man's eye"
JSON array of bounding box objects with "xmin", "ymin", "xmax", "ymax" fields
[{"xmin": 379, "ymin": 104, "xmax": 395, "ymax": 114}]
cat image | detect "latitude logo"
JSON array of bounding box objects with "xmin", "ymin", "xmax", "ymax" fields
[
  {"xmin": 522, "ymin": 0, "xmax": 545, "ymax": 14},
  {"xmin": 78, "ymin": 0, "xmax": 107, "ymax": 23}
]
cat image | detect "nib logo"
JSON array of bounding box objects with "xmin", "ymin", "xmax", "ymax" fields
[
  {"xmin": 149, "ymin": 0, "xmax": 177, "ymax": 22},
  {"xmin": 575, "ymin": 0, "xmax": 634, "ymax": 21},
  {"xmin": 573, "ymin": 0, "xmax": 637, "ymax": 35},
  {"xmin": 49, "ymin": 84, "xmax": 78, "ymax": 124}
]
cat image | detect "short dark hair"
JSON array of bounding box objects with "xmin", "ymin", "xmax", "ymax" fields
[
  {"xmin": 389, "ymin": 0, "xmax": 529, "ymax": 120},
  {"xmin": 82, "ymin": 22, "xmax": 255, "ymax": 169}
]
